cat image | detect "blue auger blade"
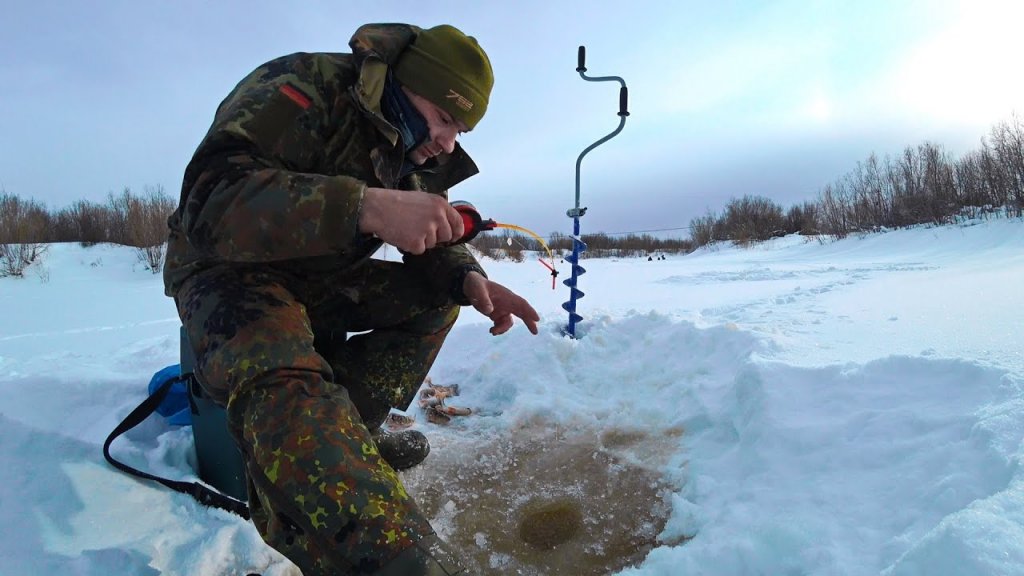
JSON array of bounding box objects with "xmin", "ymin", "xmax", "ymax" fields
[
  {"xmin": 568, "ymin": 287, "xmax": 585, "ymax": 300},
  {"xmin": 562, "ymin": 270, "xmax": 586, "ymax": 288}
]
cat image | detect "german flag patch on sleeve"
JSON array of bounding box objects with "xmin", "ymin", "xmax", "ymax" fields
[{"xmin": 279, "ymin": 83, "xmax": 312, "ymax": 110}]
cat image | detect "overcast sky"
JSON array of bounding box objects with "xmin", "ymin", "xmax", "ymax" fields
[{"xmin": 2, "ymin": 0, "xmax": 1022, "ymax": 237}]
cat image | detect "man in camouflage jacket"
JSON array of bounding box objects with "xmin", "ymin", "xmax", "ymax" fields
[{"xmin": 164, "ymin": 23, "xmax": 539, "ymax": 575}]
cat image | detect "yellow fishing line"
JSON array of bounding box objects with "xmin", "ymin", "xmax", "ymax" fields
[{"xmin": 493, "ymin": 222, "xmax": 558, "ymax": 287}]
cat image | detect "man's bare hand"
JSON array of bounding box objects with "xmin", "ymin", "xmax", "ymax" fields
[
  {"xmin": 358, "ymin": 187, "xmax": 465, "ymax": 254},
  {"xmin": 463, "ymin": 272, "xmax": 540, "ymax": 335}
]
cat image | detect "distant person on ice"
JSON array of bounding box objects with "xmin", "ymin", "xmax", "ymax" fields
[{"xmin": 163, "ymin": 23, "xmax": 539, "ymax": 575}]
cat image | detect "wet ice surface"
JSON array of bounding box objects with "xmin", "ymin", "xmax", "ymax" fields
[{"xmin": 402, "ymin": 422, "xmax": 680, "ymax": 575}]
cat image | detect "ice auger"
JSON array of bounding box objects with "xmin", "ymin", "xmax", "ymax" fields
[{"xmin": 562, "ymin": 46, "xmax": 629, "ymax": 338}]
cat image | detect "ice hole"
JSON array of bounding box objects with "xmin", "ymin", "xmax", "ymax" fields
[{"xmin": 403, "ymin": 424, "xmax": 679, "ymax": 575}]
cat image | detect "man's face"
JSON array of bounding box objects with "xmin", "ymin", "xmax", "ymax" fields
[{"xmin": 401, "ymin": 87, "xmax": 470, "ymax": 165}]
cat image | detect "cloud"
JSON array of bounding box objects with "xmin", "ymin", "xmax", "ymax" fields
[{"xmin": 868, "ymin": 1, "xmax": 1024, "ymax": 129}]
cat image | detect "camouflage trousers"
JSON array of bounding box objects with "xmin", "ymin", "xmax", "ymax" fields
[{"xmin": 175, "ymin": 259, "xmax": 460, "ymax": 575}]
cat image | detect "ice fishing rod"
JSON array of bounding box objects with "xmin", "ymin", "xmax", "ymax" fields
[
  {"xmin": 448, "ymin": 200, "xmax": 559, "ymax": 289},
  {"xmin": 562, "ymin": 45, "xmax": 629, "ymax": 338}
]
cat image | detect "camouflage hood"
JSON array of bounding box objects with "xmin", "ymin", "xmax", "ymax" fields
[{"xmin": 347, "ymin": 23, "xmax": 422, "ymax": 135}]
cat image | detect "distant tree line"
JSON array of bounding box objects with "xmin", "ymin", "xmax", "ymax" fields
[
  {"xmin": 689, "ymin": 115, "xmax": 1024, "ymax": 247},
  {"xmin": 0, "ymin": 186, "xmax": 175, "ymax": 276},
  {"xmin": 2, "ymin": 115, "xmax": 1022, "ymax": 275},
  {"xmin": 469, "ymin": 230, "xmax": 694, "ymax": 260}
]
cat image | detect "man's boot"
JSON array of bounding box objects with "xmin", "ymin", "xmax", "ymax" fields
[{"xmin": 373, "ymin": 429, "xmax": 430, "ymax": 471}]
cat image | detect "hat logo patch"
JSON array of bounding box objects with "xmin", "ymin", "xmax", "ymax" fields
[{"xmin": 446, "ymin": 89, "xmax": 474, "ymax": 111}]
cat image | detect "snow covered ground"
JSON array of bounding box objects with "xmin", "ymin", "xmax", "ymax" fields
[{"xmin": 1, "ymin": 217, "xmax": 1022, "ymax": 575}]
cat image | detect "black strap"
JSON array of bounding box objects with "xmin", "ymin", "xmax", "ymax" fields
[{"xmin": 103, "ymin": 376, "xmax": 250, "ymax": 519}]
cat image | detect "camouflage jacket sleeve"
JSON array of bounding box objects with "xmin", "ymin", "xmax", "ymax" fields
[
  {"xmin": 178, "ymin": 56, "xmax": 367, "ymax": 262},
  {"xmin": 405, "ymin": 241, "xmax": 487, "ymax": 305},
  {"xmin": 398, "ymin": 165, "xmax": 487, "ymax": 304}
]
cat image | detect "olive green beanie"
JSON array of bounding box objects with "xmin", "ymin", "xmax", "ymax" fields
[{"xmin": 393, "ymin": 24, "xmax": 493, "ymax": 130}]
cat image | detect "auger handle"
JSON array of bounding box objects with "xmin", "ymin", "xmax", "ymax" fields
[
  {"xmin": 619, "ymin": 86, "xmax": 629, "ymax": 117},
  {"xmin": 577, "ymin": 46, "xmax": 586, "ymax": 72}
]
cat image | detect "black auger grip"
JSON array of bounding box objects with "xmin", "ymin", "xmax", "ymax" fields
[
  {"xmin": 619, "ymin": 86, "xmax": 630, "ymax": 117},
  {"xmin": 577, "ymin": 46, "xmax": 587, "ymax": 72}
]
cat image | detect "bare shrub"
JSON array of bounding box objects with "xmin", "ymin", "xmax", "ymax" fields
[
  {"xmin": 718, "ymin": 195, "xmax": 786, "ymax": 244},
  {"xmin": 126, "ymin": 185, "xmax": 176, "ymax": 272},
  {"xmin": 547, "ymin": 232, "xmax": 573, "ymax": 254},
  {"xmin": 817, "ymin": 182, "xmax": 850, "ymax": 238},
  {"xmin": 954, "ymin": 150, "xmax": 989, "ymax": 211},
  {"xmin": 845, "ymin": 154, "xmax": 890, "ymax": 230},
  {"xmin": 104, "ymin": 189, "xmax": 129, "ymax": 245},
  {"xmin": 470, "ymin": 231, "xmax": 526, "ymax": 261},
  {"xmin": 786, "ymin": 201, "xmax": 820, "ymax": 235},
  {"xmin": 984, "ymin": 115, "xmax": 1024, "ymax": 215},
  {"xmin": 580, "ymin": 232, "xmax": 612, "ymax": 257},
  {"xmin": 504, "ymin": 232, "xmax": 526, "ymax": 262},
  {"xmin": 53, "ymin": 199, "xmax": 110, "ymax": 245},
  {"xmin": 688, "ymin": 211, "xmax": 717, "ymax": 248},
  {"xmin": 1, "ymin": 243, "xmax": 43, "ymax": 277},
  {"xmin": 470, "ymin": 232, "xmax": 509, "ymax": 259},
  {"xmin": 0, "ymin": 193, "xmax": 49, "ymax": 277},
  {"xmin": 0, "ymin": 193, "xmax": 47, "ymax": 243}
]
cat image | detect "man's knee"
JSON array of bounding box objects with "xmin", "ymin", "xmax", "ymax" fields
[
  {"xmin": 191, "ymin": 321, "xmax": 326, "ymax": 407},
  {"xmin": 415, "ymin": 301, "xmax": 460, "ymax": 335},
  {"xmin": 236, "ymin": 376, "xmax": 434, "ymax": 573}
]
